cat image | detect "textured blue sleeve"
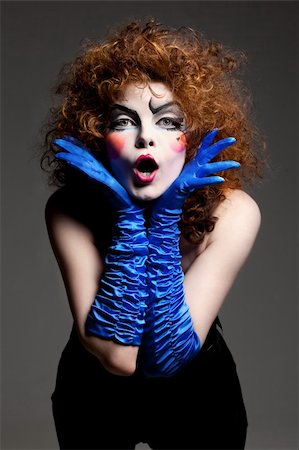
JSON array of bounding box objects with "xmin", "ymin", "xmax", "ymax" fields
[
  {"xmin": 53, "ymin": 137, "xmax": 149, "ymax": 346},
  {"xmin": 140, "ymin": 209, "xmax": 200, "ymax": 376},
  {"xmin": 85, "ymin": 206, "xmax": 149, "ymax": 346},
  {"xmin": 140, "ymin": 130, "xmax": 240, "ymax": 376}
]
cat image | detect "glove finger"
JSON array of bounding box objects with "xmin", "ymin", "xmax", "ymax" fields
[
  {"xmin": 196, "ymin": 160, "xmax": 240, "ymax": 176},
  {"xmin": 199, "ymin": 129, "xmax": 219, "ymax": 151},
  {"xmin": 56, "ymin": 152, "xmax": 132, "ymax": 207},
  {"xmin": 54, "ymin": 138, "xmax": 96, "ymax": 163},
  {"xmin": 61, "ymin": 135, "xmax": 88, "ymax": 147},
  {"xmin": 185, "ymin": 175, "xmax": 225, "ymax": 191},
  {"xmin": 56, "ymin": 151, "xmax": 116, "ymax": 181},
  {"xmin": 55, "ymin": 152, "xmax": 107, "ymax": 180},
  {"xmin": 199, "ymin": 137, "xmax": 236, "ymax": 163}
]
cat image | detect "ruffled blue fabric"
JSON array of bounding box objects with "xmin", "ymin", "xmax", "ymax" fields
[
  {"xmin": 140, "ymin": 129, "xmax": 240, "ymax": 376},
  {"xmin": 53, "ymin": 137, "xmax": 149, "ymax": 346},
  {"xmin": 141, "ymin": 210, "xmax": 201, "ymax": 377},
  {"xmin": 86, "ymin": 207, "xmax": 149, "ymax": 345},
  {"xmin": 54, "ymin": 131, "xmax": 239, "ymax": 364}
]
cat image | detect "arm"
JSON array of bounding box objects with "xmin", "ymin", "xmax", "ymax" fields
[
  {"xmin": 183, "ymin": 189, "xmax": 261, "ymax": 345},
  {"xmin": 142, "ymin": 189, "xmax": 260, "ymax": 377},
  {"xmin": 45, "ymin": 190, "xmax": 139, "ymax": 376},
  {"xmin": 141, "ymin": 130, "xmax": 241, "ymax": 376},
  {"xmin": 51, "ymin": 138, "xmax": 149, "ymax": 369}
]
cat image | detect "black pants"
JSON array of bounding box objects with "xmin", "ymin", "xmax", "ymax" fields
[{"xmin": 51, "ymin": 320, "xmax": 248, "ymax": 449}]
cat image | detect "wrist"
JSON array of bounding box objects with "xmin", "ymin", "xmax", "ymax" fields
[{"xmin": 82, "ymin": 333, "xmax": 138, "ymax": 376}]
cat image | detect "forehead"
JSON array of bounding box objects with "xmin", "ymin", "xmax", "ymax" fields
[{"xmin": 118, "ymin": 82, "xmax": 174, "ymax": 108}]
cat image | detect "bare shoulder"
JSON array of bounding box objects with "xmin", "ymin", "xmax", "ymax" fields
[
  {"xmin": 45, "ymin": 186, "xmax": 90, "ymax": 235},
  {"xmin": 214, "ymin": 188, "xmax": 261, "ymax": 222},
  {"xmin": 45, "ymin": 187, "xmax": 96, "ymax": 252},
  {"xmin": 45, "ymin": 187, "xmax": 70, "ymax": 217},
  {"xmin": 45, "ymin": 186, "xmax": 82, "ymax": 221},
  {"xmin": 207, "ymin": 189, "xmax": 261, "ymax": 247},
  {"xmin": 45, "ymin": 184, "xmax": 113, "ymax": 250}
]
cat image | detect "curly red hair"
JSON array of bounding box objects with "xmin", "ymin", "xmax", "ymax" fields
[{"xmin": 40, "ymin": 19, "xmax": 265, "ymax": 244}]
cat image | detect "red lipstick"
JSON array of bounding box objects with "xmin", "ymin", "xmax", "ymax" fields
[{"xmin": 133, "ymin": 154, "xmax": 159, "ymax": 184}]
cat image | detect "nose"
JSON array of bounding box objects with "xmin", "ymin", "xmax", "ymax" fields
[{"xmin": 135, "ymin": 126, "xmax": 155, "ymax": 149}]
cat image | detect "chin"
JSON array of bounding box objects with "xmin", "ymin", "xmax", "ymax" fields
[
  {"xmin": 129, "ymin": 184, "xmax": 165, "ymax": 202},
  {"xmin": 130, "ymin": 190, "xmax": 161, "ymax": 202}
]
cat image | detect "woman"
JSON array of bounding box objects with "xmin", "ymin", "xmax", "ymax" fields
[{"xmin": 41, "ymin": 19, "xmax": 263, "ymax": 449}]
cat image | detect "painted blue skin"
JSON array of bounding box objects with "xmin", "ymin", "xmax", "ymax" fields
[{"xmin": 54, "ymin": 130, "xmax": 239, "ymax": 373}]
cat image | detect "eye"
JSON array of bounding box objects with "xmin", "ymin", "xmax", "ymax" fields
[
  {"xmin": 157, "ymin": 117, "xmax": 185, "ymax": 131},
  {"xmin": 108, "ymin": 118, "xmax": 136, "ymax": 131}
]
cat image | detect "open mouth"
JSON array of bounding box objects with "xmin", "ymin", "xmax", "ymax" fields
[{"xmin": 133, "ymin": 154, "xmax": 159, "ymax": 183}]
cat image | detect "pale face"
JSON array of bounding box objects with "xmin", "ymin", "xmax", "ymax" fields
[{"xmin": 104, "ymin": 82, "xmax": 187, "ymax": 201}]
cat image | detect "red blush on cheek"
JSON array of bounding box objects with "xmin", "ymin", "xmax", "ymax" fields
[
  {"xmin": 106, "ymin": 134, "xmax": 125, "ymax": 160},
  {"xmin": 172, "ymin": 133, "xmax": 187, "ymax": 153}
]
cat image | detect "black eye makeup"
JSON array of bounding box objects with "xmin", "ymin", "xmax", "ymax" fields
[
  {"xmin": 107, "ymin": 101, "xmax": 186, "ymax": 132},
  {"xmin": 149, "ymin": 99, "xmax": 186, "ymax": 131},
  {"xmin": 156, "ymin": 117, "xmax": 186, "ymax": 131},
  {"xmin": 107, "ymin": 104, "xmax": 140, "ymax": 131},
  {"xmin": 108, "ymin": 117, "xmax": 137, "ymax": 131}
]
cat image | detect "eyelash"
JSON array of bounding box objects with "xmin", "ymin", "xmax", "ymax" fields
[
  {"xmin": 158, "ymin": 117, "xmax": 185, "ymax": 131},
  {"xmin": 108, "ymin": 117, "xmax": 184, "ymax": 131},
  {"xmin": 108, "ymin": 118, "xmax": 135, "ymax": 130}
]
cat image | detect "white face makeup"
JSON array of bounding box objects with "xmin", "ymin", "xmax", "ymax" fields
[{"xmin": 105, "ymin": 82, "xmax": 187, "ymax": 201}]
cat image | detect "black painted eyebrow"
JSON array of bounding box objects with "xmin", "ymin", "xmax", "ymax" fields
[
  {"xmin": 110, "ymin": 104, "xmax": 140, "ymax": 125},
  {"xmin": 149, "ymin": 100, "xmax": 181, "ymax": 115}
]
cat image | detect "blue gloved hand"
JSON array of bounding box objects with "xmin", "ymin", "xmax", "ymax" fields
[
  {"xmin": 54, "ymin": 137, "xmax": 148, "ymax": 346},
  {"xmin": 54, "ymin": 136, "xmax": 134, "ymax": 210},
  {"xmin": 153, "ymin": 128, "xmax": 238, "ymax": 213},
  {"xmin": 141, "ymin": 129, "xmax": 240, "ymax": 376}
]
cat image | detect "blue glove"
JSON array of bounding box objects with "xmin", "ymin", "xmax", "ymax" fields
[
  {"xmin": 54, "ymin": 137, "xmax": 149, "ymax": 346},
  {"xmin": 141, "ymin": 129, "xmax": 240, "ymax": 376}
]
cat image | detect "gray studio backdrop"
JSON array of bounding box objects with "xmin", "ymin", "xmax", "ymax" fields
[{"xmin": 2, "ymin": 1, "xmax": 298, "ymax": 449}]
